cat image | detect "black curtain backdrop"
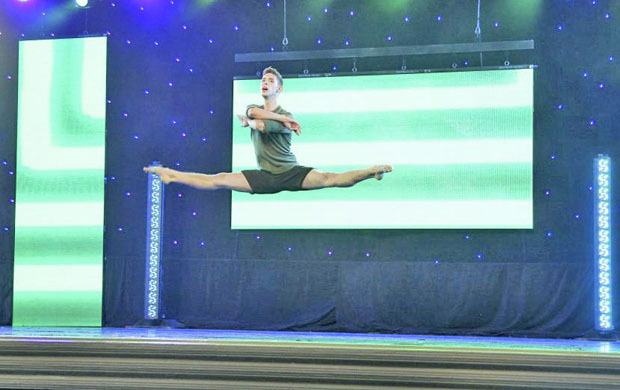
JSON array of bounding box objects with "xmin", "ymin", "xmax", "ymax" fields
[
  {"xmin": 1, "ymin": 0, "xmax": 618, "ymax": 337},
  {"xmin": 104, "ymin": 257, "xmax": 593, "ymax": 337}
]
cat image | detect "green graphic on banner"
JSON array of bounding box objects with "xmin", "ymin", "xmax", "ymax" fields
[{"xmin": 13, "ymin": 37, "xmax": 107, "ymax": 326}]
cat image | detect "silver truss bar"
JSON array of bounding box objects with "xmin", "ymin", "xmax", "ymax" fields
[{"xmin": 235, "ymin": 40, "xmax": 534, "ymax": 63}]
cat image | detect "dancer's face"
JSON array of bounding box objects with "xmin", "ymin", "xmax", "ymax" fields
[{"xmin": 261, "ymin": 73, "xmax": 282, "ymax": 98}]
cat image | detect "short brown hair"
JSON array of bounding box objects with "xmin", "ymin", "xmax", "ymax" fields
[{"xmin": 262, "ymin": 66, "xmax": 283, "ymax": 86}]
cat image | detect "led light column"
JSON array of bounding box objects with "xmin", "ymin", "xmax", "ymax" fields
[
  {"xmin": 145, "ymin": 162, "xmax": 164, "ymax": 320},
  {"xmin": 594, "ymin": 154, "xmax": 613, "ymax": 332}
]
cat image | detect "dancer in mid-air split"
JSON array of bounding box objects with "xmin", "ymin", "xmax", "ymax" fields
[{"xmin": 144, "ymin": 66, "xmax": 392, "ymax": 194}]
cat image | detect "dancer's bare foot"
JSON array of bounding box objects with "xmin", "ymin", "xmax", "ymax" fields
[
  {"xmin": 143, "ymin": 166, "xmax": 176, "ymax": 184},
  {"xmin": 370, "ymin": 165, "xmax": 392, "ymax": 180}
]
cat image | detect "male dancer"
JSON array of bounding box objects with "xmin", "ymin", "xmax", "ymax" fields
[{"xmin": 143, "ymin": 66, "xmax": 392, "ymax": 193}]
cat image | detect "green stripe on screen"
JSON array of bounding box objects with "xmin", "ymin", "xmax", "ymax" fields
[
  {"xmin": 235, "ymin": 69, "xmax": 528, "ymax": 94},
  {"xmin": 14, "ymin": 227, "xmax": 103, "ymax": 265},
  {"xmin": 232, "ymin": 107, "xmax": 532, "ymax": 144},
  {"xmin": 16, "ymin": 169, "xmax": 103, "ymax": 202},
  {"xmin": 234, "ymin": 139, "xmax": 532, "ymax": 168},
  {"xmin": 12, "ymin": 291, "xmax": 102, "ymax": 327},
  {"xmin": 50, "ymin": 39, "xmax": 106, "ymax": 147},
  {"xmin": 234, "ymin": 70, "xmax": 532, "ymax": 116},
  {"xmin": 15, "ymin": 202, "xmax": 103, "ymax": 227},
  {"xmin": 233, "ymin": 223, "xmax": 531, "ymax": 229},
  {"xmin": 14, "ymin": 264, "xmax": 102, "ymax": 292},
  {"xmin": 231, "ymin": 200, "xmax": 532, "ymax": 229},
  {"xmin": 231, "ymin": 164, "xmax": 531, "ymax": 202}
]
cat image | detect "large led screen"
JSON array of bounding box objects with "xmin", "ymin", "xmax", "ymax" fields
[
  {"xmin": 232, "ymin": 68, "xmax": 533, "ymax": 229},
  {"xmin": 13, "ymin": 37, "xmax": 107, "ymax": 326}
]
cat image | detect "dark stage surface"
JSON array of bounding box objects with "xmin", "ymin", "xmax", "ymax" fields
[{"xmin": 0, "ymin": 327, "xmax": 619, "ymax": 389}]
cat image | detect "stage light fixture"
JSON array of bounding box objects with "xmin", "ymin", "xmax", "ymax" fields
[
  {"xmin": 75, "ymin": 0, "xmax": 89, "ymax": 8},
  {"xmin": 594, "ymin": 154, "xmax": 613, "ymax": 332}
]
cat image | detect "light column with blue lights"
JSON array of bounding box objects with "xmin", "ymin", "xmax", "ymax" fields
[
  {"xmin": 145, "ymin": 161, "xmax": 164, "ymax": 321},
  {"xmin": 594, "ymin": 154, "xmax": 613, "ymax": 332}
]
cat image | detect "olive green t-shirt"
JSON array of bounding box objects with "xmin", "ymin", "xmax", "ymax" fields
[{"xmin": 245, "ymin": 104, "xmax": 298, "ymax": 174}]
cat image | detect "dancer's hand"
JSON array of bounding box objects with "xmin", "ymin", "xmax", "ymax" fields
[
  {"xmin": 283, "ymin": 118, "xmax": 301, "ymax": 135},
  {"xmin": 143, "ymin": 166, "xmax": 175, "ymax": 184},
  {"xmin": 237, "ymin": 114, "xmax": 250, "ymax": 127}
]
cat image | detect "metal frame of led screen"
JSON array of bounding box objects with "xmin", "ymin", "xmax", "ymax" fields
[
  {"xmin": 231, "ymin": 67, "xmax": 534, "ymax": 230},
  {"xmin": 13, "ymin": 36, "xmax": 107, "ymax": 326}
]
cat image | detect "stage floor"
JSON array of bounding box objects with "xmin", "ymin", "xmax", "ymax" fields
[
  {"xmin": 0, "ymin": 326, "xmax": 619, "ymax": 353},
  {"xmin": 1, "ymin": 327, "xmax": 619, "ymax": 389}
]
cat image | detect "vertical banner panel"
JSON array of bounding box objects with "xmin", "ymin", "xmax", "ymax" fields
[{"xmin": 13, "ymin": 37, "xmax": 107, "ymax": 326}]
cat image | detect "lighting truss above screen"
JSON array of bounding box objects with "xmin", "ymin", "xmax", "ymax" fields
[{"xmin": 231, "ymin": 68, "xmax": 533, "ymax": 229}]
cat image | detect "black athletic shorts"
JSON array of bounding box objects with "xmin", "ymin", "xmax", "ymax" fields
[{"xmin": 241, "ymin": 166, "xmax": 314, "ymax": 194}]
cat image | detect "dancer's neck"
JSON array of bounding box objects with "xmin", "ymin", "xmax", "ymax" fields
[{"xmin": 263, "ymin": 96, "xmax": 278, "ymax": 112}]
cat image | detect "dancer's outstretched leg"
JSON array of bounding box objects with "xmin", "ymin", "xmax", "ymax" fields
[
  {"xmin": 143, "ymin": 166, "xmax": 252, "ymax": 192},
  {"xmin": 301, "ymin": 165, "xmax": 392, "ymax": 190}
]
